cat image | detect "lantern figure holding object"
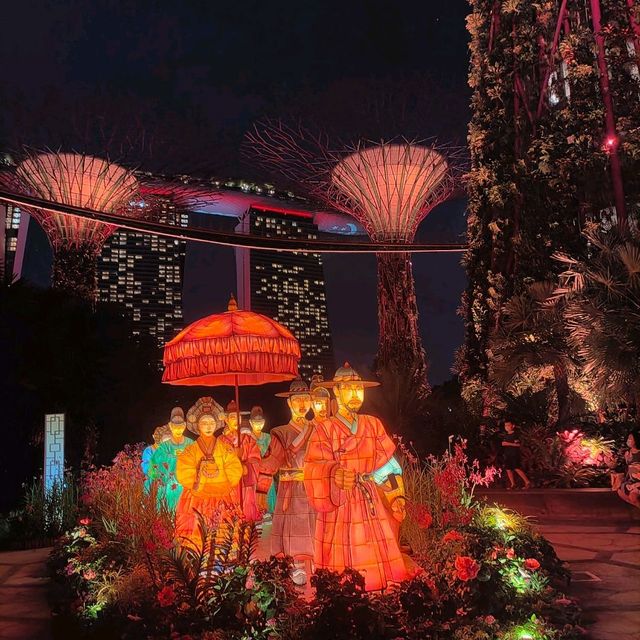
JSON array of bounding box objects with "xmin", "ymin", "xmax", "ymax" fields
[
  {"xmin": 259, "ymin": 377, "xmax": 316, "ymax": 586},
  {"xmin": 175, "ymin": 397, "xmax": 243, "ymax": 550},
  {"xmin": 303, "ymin": 362, "xmax": 409, "ymax": 591}
]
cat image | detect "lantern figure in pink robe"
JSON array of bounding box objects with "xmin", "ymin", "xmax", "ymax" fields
[{"xmin": 304, "ymin": 363, "xmax": 408, "ymax": 591}]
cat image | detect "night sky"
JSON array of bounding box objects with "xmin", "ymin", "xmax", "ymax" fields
[{"xmin": 5, "ymin": 0, "xmax": 470, "ymax": 385}]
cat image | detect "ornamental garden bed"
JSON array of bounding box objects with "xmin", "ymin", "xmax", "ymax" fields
[{"xmin": 46, "ymin": 442, "xmax": 586, "ymax": 640}]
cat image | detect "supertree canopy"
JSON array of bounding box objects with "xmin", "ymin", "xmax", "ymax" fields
[
  {"xmin": 246, "ymin": 124, "xmax": 457, "ymax": 417},
  {"xmin": 330, "ymin": 142, "xmax": 454, "ymax": 402},
  {"xmin": 14, "ymin": 152, "xmax": 140, "ymax": 300},
  {"xmin": 330, "ymin": 143, "xmax": 451, "ymax": 242}
]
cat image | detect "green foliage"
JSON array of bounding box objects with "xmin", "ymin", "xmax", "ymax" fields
[
  {"xmin": 0, "ymin": 474, "xmax": 78, "ymax": 549},
  {"xmin": 460, "ymin": 0, "xmax": 640, "ymax": 391},
  {"xmin": 555, "ymin": 223, "xmax": 640, "ymax": 407}
]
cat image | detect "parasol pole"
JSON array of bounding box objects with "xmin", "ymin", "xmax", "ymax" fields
[{"xmin": 234, "ymin": 373, "xmax": 241, "ymax": 448}]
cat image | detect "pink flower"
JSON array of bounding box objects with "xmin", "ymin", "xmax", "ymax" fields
[
  {"xmin": 454, "ymin": 556, "xmax": 480, "ymax": 581},
  {"xmin": 443, "ymin": 530, "xmax": 464, "ymax": 543},
  {"xmin": 524, "ymin": 558, "xmax": 540, "ymax": 571},
  {"xmin": 64, "ymin": 563, "xmax": 75, "ymax": 576},
  {"xmin": 83, "ymin": 568, "xmax": 96, "ymax": 580},
  {"xmin": 157, "ymin": 585, "xmax": 176, "ymax": 607},
  {"xmin": 506, "ymin": 548, "xmax": 516, "ymax": 559},
  {"xmin": 485, "ymin": 615, "xmax": 496, "ymax": 625},
  {"xmin": 79, "ymin": 517, "xmax": 91, "ymax": 526}
]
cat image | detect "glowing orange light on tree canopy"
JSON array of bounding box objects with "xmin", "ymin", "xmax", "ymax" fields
[
  {"xmin": 330, "ymin": 142, "xmax": 453, "ymax": 242},
  {"xmin": 162, "ymin": 296, "xmax": 301, "ymax": 387},
  {"xmin": 14, "ymin": 152, "xmax": 140, "ymax": 250}
]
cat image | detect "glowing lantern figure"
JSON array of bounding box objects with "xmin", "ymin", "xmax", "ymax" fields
[
  {"xmin": 175, "ymin": 397, "xmax": 244, "ymax": 550},
  {"xmin": 330, "ymin": 142, "xmax": 453, "ymax": 400},
  {"xmin": 250, "ymin": 406, "xmax": 277, "ymax": 517},
  {"xmin": 220, "ymin": 400, "xmax": 262, "ymax": 522},
  {"xmin": 304, "ymin": 362, "xmax": 408, "ymax": 591},
  {"xmin": 13, "ymin": 152, "xmax": 140, "ymax": 300},
  {"xmin": 149, "ymin": 407, "xmax": 193, "ymax": 513},
  {"xmin": 141, "ymin": 424, "xmax": 170, "ymax": 491},
  {"xmin": 259, "ymin": 377, "xmax": 317, "ymax": 585}
]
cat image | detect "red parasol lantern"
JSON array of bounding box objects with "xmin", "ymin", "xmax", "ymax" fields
[{"xmin": 162, "ymin": 295, "xmax": 301, "ymax": 444}]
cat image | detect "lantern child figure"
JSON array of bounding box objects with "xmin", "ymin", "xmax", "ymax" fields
[
  {"xmin": 149, "ymin": 407, "xmax": 193, "ymax": 512},
  {"xmin": 175, "ymin": 397, "xmax": 243, "ymax": 550},
  {"xmin": 142, "ymin": 425, "xmax": 170, "ymax": 491},
  {"xmin": 304, "ymin": 362, "xmax": 408, "ymax": 591},
  {"xmin": 250, "ymin": 406, "xmax": 277, "ymax": 520},
  {"xmin": 259, "ymin": 377, "xmax": 317, "ymax": 586},
  {"xmin": 221, "ymin": 401, "xmax": 262, "ymax": 522}
]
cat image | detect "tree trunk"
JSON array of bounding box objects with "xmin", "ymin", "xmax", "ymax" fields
[
  {"xmin": 374, "ymin": 251, "xmax": 430, "ymax": 406},
  {"xmin": 553, "ymin": 361, "xmax": 571, "ymax": 426}
]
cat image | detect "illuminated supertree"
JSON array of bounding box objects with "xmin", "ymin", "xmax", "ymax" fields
[
  {"xmin": 247, "ymin": 124, "xmax": 457, "ymax": 408},
  {"xmin": 13, "ymin": 151, "xmax": 140, "ymax": 300}
]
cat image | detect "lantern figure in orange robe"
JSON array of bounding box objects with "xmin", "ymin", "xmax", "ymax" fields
[
  {"xmin": 304, "ymin": 363, "xmax": 408, "ymax": 591},
  {"xmin": 220, "ymin": 401, "xmax": 262, "ymax": 522},
  {"xmin": 259, "ymin": 377, "xmax": 316, "ymax": 585},
  {"xmin": 175, "ymin": 397, "xmax": 243, "ymax": 550}
]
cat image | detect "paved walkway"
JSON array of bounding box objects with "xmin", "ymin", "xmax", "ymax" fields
[
  {"xmin": 0, "ymin": 547, "xmax": 52, "ymax": 640},
  {"xmin": 536, "ymin": 520, "xmax": 640, "ymax": 640}
]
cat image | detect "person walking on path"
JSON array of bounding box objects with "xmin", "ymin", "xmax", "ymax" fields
[{"xmin": 501, "ymin": 420, "xmax": 531, "ymax": 490}]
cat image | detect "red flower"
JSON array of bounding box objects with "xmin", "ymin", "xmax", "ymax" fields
[
  {"xmin": 443, "ymin": 530, "xmax": 464, "ymax": 543},
  {"xmin": 506, "ymin": 548, "xmax": 516, "ymax": 559},
  {"xmin": 414, "ymin": 505, "xmax": 433, "ymax": 528},
  {"xmin": 524, "ymin": 558, "xmax": 540, "ymax": 571},
  {"xmin": 144, "ymin": 540, "xmax": 157, "ymax": 554},
  {"xmin": 79, "ymin": 517, "xmax": 91, "ymax": 526},
  {"xmin": 157, "ymin": 585, "xmax": 176, "ymax": 608},
  {"xmin": 454, "ymin": 556, "xmax": 480, "ymax": 581}
]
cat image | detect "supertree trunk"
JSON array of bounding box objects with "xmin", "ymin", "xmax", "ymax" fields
[
  {"xmin": 51, "ymin": 243, "xmax": 99, "ymax": 302},
  {"xmin": 374, "ymin": 251, "xmax": 430, "ymax": 403}
]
